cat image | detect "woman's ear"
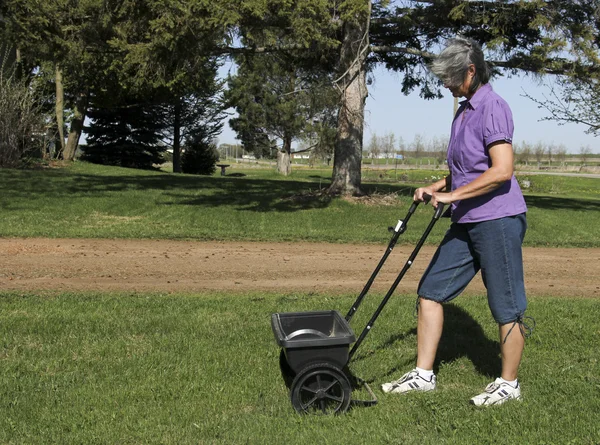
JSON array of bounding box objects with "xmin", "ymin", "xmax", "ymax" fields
[{"xmin": 468, "ymin": 64, "xmax": 476, "ymax": 78}]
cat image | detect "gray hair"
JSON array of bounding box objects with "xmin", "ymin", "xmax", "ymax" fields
[{"xmin": 430, "ymin": 37, "xmax": 491, "ymax": 94}]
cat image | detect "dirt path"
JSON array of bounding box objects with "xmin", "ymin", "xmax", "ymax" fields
[{"xmin": 1, "ymin": 238, "xmax": 599, "ymax": 298}]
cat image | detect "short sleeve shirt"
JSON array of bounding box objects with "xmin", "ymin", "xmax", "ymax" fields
[{"xmin": 447, "ymin": 84, "xmax": 527, "ymax": 223}]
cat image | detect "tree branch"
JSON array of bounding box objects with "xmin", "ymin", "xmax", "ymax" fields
[
  {"xmin": 214, "ymin": 43, "xmax": 309, "ymax": 56},
  {"xmin": 371, "ymin": 45, "xmax": 600, "ymax": 77},
  {"xmin": 370, "ymin": 45, "xmax": 435, "ymax": 59}
]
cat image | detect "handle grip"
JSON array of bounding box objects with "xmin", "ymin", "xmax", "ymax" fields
[{"xmin": 420, "ymin": 193, "xmax": 445, "ymax": 220}]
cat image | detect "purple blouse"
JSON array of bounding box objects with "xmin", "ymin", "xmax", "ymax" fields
[{"xmin": 447, "ymin": 83, "xmax": 527, "ymax": 223}]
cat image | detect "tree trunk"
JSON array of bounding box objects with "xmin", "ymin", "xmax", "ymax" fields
[
  {"xmin": 64, "ymin": 90, "xmax": 89, "ymax": 161},
  {"xmin": 277, "ymin": 134, "xmax": 292, "ymax": 176},
  {"xmin": 328, "ymin": 4, "xmax": 371, "ymax": 196},
  {"xmin": 55, "ymin": 64, "xmax": 66, "ymax": 157},
  {"xmin": 173, "ymin": 98, "xmax": 182, "ymax": 173}
]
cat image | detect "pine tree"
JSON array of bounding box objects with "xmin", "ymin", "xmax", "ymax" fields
[
  {"xmin": 181, "ymin": 133, "xmax": 219, "ymax": 175},
  {"xmin": 82, "ymin": 93, "xmax": 165, "ymax": 169},
  {"xmin": 226, "ymin": 51, "xmax": 338, "ymax": 175}
]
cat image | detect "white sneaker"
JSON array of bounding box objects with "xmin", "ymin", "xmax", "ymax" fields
[
  {"xmin": 470, "ymin": 378, "xmax": 522, "ymax": 406},
  {"xmin": 381, "ymin": 369, "xmax": 437, "ymax": 394}
]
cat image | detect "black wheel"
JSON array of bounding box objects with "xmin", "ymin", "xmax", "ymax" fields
[
  {"xmin": 279, "ymin": 349, "xmax": 296, "ymax": 388},
  {"xmin": 290, "ymin": 363, "xmax": 351, "ymax": 415}
]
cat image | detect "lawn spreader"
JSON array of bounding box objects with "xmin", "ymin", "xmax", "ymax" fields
[{"xmin": 271, "ymin": 195, "xmax": 446, "ymax": 414}]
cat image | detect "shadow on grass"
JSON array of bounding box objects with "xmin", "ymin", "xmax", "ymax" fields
[
  {"xmin": 436, "ymin": 304, "xmax": 501, "ymax": 378},
  {"xmin": 357, "ymin": 304, "xmax": 500, "ymax": 382},
  {"xmin": 3, "ymin": 166, "xmax": 599, "ymax": 213},
  {"xmin": 524, "ymin": 194, "xmax": 600, "ymax": 211},
  {"xmin": 0, "ymin": 168, "xmax": 331, "ymax": 212},
  {"xmin": 0, "ymin": 167, "xmax": 420, "ymax": 213}
]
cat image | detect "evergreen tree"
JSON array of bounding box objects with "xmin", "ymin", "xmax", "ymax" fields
[
  {"xmin": 181, "ymin": 133, "xmax": 219, "ymax": 175},
  {"xmin": 82, "ymin": 93, "xmax": 165, "ymax": 169},
  {"xmin": 158, "ymin": 68, "xmax": 226, "ymax": 173},
  {"xmin": 226, "ymin": 52, "xmax": 338, "ymax": 175}
]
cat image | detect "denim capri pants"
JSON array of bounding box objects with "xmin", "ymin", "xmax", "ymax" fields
[{"xmin": 417, "ymin": 213, "xmax": 527, "ymax": 325}]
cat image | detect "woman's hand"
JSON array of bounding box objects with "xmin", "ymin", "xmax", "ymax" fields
[
  {"xmin": 429, "ymin": 191, "xmax": 455, "ymax": 209},
  {"xmin": 414, "ymin": 175, "xmax": 452, "ymax": 207},
  {"xmin": 413, "ymin": 187, "xmax": 436, "ymax": 202}
]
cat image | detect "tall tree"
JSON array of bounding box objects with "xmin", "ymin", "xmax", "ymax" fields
[
  {"xmin": 158, "ymin": 74, "xmax": 226, "ymax": 173},
  {"xmin": 105, "ymin": 0, "xmax": 230, "ymax": 172},
  {"xmin": 328, "ymin": 0, "xmax": 372, "ymax": 194},
  {"xmin": 232, "ymin": 0, "xmax": 599, "ymax": 194},
  {"xmin": 226, "ymin": 51, "xmax": 337, "ymax": 175}
]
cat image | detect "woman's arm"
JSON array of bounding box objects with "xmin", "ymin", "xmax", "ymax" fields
[{"xmin": 429, "ymin": 141, "xmax": 514, "ymax": 207}]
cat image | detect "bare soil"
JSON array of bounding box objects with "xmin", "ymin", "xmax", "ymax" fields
[{"xmin": 1, "ymin": 238, "xmax": 599, "ymax": 298}]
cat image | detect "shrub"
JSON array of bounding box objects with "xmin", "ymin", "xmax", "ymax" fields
[
  {"xmin": 0, "ymin": 57, "xmax": 46, "ymax": 167},
  {"xmin": 181, "ymin": 137, "xmax": 219, "ymax": 175}
]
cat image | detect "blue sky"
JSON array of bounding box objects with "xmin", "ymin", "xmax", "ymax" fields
[{"xmin": 218, "ymin": 64, "xmax": 599, "ymax": 154}]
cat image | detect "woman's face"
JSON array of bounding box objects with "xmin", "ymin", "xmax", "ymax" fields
[{"xmin": 445, "ymin": 64, "xmax": 476, "ymax": 99}]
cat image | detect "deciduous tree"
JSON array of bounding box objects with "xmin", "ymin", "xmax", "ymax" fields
[{"xmin": 0, "ymin": 0, "xmax": 112, "ymax": 160}]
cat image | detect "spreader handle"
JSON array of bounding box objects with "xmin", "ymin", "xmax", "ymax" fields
[
  {"xmin": 347, "ymin": 193, "xmax": 447, "ymax": 360},
  {"xmin": 421, "ymin": 193, "xmax": 445, "ymax": 220},
  {"xmin": 346, "ymin": 191, "xmax": 445, "ymax": 323}
]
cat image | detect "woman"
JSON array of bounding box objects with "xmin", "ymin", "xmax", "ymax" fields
[{"xmin": 382, "ymin": 37, "xmax": 530, "ymax": 406}]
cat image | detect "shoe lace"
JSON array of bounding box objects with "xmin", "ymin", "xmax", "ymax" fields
[
  {"xmin": 485, "ymin": 381, "xmax": 501, "ymax": 393},
  {"xmin": 392, "ymin": 370, "xmax": 417, "ymax": 385}
]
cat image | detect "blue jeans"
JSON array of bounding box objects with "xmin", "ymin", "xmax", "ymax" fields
[{"xmin": 418, "ymin": 213, "xmax": 527, "ymax": 324}]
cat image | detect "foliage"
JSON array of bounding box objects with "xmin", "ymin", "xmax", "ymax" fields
[
  {"xmin": 0, "ymin": 0, "xmax": 110, "ymax": 78},
  {"xmin": 0, "ymin": 0, "xmax": 115, "ymax": 159},
  {"xmin": 105, "ymin": 0, "xmax": 232, "ymax": 90},
  {"xmin": 370, "ymin": 1, "xmax": 600, "ymax": 98},
  {"xmin": 1, "ymin": 0, "xmax": 229, "ymax": 164},
  {"xmin": 104, "ymin": 1, "xmax": 229, "ymax": 172},
  {"xmin": 160, "ymin": 80, "xmax": 226, "ymax": 154},
  {"xmin": 226, "ymin": 45, "xmax": 338, "ymax": 165},
  {"xmin": 82, "ymin": 92, "xmax": 165, "ymax": 169},
  {"xmin": 2, "ymin": 0, "xmax": 599, "ymax": 187},
  {"xmin": 181, "ymin": 135, "xmax": 219, "ymax": 175}
]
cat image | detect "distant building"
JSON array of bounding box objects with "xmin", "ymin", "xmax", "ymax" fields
[
  {"xmin": 367, "ymin": 152, "xmax": 402, "ymax": 159},
  {"xmin": 291, "ymin": 147, "xmax": 314, "ymax": 160}
]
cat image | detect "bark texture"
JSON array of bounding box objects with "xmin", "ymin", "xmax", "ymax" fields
[
  {"xmin": 172, "ymin": 98, "xmax": 182, "ymax": 173},
  {"xmin": 329, "ymin": 5, "xmax": 371, "ymax": 196},
  {"xmin": 55, "ymin": 64, "xmax": 66, "ymax": 156},
  {"xmin": 277, "ymin": 134, "xmax": 292, "ymax": 176},
  {"xmin": 63, "ymin": 90, "xmax": 89, "ymax": 161}
]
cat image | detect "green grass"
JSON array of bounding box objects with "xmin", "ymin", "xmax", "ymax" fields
[
  {"xmin": 1, "ymin": 291, "xmax": 598, "ymax": 444},
  {"xmin": 1, "ymin": 161, "xmax": 599, "ymax": 246}
]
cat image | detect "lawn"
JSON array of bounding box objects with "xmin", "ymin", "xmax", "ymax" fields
[
  {"xmin": 0, "ymin": 161, "xmax": 599, "ymax": 246},
  {"xmin": 1, "ymin": 162, "xmax": 599, "ymax": 443},
  {"xmin": 1, "ymin": 291, "xmax": 599, "ymax": 444},
  {"xmin": 0, "ymin": 162, "xmax": 600, "ymax": 444}
]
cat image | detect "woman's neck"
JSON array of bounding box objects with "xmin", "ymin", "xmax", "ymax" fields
[{"xmin": 464, "ymin": 84, "xmax": 482, "ymax": 101}]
